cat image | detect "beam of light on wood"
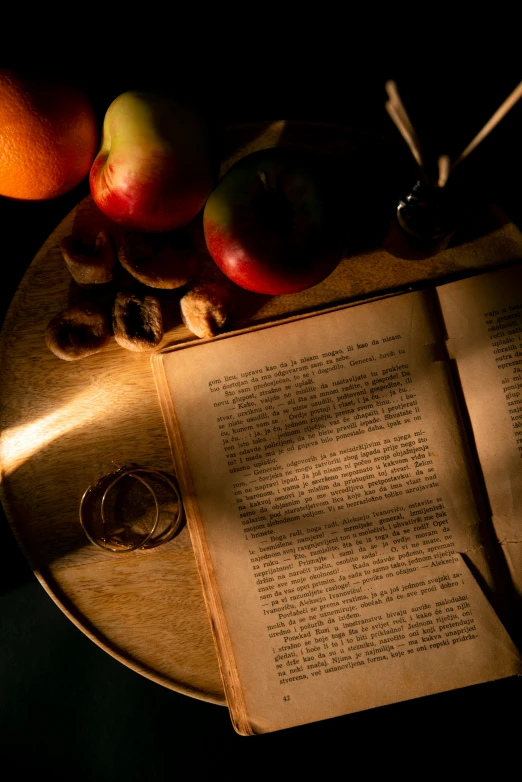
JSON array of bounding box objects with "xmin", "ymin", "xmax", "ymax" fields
[{"xmin": 0, "ymin": 387, "xmax": 113, "ymax": 478}]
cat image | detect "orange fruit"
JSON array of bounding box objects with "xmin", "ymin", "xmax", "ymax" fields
[{"xmin": 0, "ymin": 69, "xmax": 98, "ymax": 200}]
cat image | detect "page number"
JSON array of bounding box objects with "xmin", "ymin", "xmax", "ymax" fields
[{"xmin": 283, "ymin": 695, "xmax": 291, "ymax": 702}]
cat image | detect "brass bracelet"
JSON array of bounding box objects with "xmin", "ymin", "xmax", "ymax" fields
[
  {"xmin": 80, "ymin": 467, "xmax": 159, "ymax": 553},
  {"xmin": 79, "ymin": 465, "xmax": 183, "ymax": 553},
  {"xmin": 126, "ymin": 468, "xmax": 183, "ymax": 549}
]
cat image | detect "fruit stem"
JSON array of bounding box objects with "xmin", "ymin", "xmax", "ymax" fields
[{"xmin": 258, "ymin": 169, "xmax": 270, "ymax": 193}]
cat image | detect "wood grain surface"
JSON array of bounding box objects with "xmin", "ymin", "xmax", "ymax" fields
[{"xmin": 2, "ymin": 121, "xmax": 522, "ymax": 705}]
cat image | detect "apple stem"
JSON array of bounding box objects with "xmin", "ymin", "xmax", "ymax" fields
[{"xmin": 258, "ymin": 169, "xmax": 270, "ymax": 193}]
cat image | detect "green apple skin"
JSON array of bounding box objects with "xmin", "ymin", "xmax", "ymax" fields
[
  {"xmin": 90, "ymin": 91, "xmax": 214, "ymax": 232},
  {"xmin": 203, "ymin": 147, "xmax": 346, "ymax": 295}
]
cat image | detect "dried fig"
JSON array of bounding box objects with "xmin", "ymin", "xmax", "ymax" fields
[
  {"xmin": 118, "ymin": 230, "xmax": 199, "ymax": 289},
  {"xmin": 180, "ymin": 282, "xmax": 231, "ymax": 339},
  {"xmin": 45, "ymin": 305, "xmax": 112, "ymax": 361},
  {"xmin": 113, "ymin": 291, "xmax": 163, "ymax": 352},
  {"xmin": 60, "ymin": 231, "xmax": 117, "ymax": 285}
]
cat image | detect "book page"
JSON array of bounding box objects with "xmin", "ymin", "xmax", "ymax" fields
[
  {"xmin": 154, "ymin": 291, "xmax": 521, "ymax": 734},
  {"xmin": 437, "ymin": 263, "xmax": 522, "ymax": 605}
]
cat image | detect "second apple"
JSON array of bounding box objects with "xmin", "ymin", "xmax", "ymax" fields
[{"xmin": 203, "ymin": 147, "xmax": 347, "ymax": 295}]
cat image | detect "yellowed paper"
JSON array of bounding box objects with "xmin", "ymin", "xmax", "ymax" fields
[
  {"xmin": 154, "ymin": 289, "xmax": 521, "ymax": 734},
  {"xmin": 438, "ymin": 263, "xmax": 522, "ymax": 602}
]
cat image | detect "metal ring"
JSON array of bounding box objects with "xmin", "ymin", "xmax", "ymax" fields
[
  {"xmin": 79, "ymin": 468, "xmax": 127, "ymax": 552},
  {"xmin": 79, "ymin": 465, "xmax": 183, "ymax": 554},
  {"xmin": 126, "ymin": 468, "xmax": 183, "ymax": 548},
  {"xmin": 99, "ymin": 469, "xmax": 160, "ymax": 552}
]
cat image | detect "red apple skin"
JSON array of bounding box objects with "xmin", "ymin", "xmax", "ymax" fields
[
  {"xmin": 203, "ymin": 148, "xmax": 346, "ymax": 295},
  {"xmin": 90, "ymin": 92, "xmax": 214, "ymax": 233}
]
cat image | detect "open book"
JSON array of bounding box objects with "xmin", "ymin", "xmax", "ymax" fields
[{"xmin": 152, "ymin": 261, "xmax": 522, "ymax": 735}]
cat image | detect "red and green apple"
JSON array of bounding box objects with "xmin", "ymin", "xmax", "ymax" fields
[
  {"xmin": 203, "ymin": 147, "xmax": 346, "ymax": 295},
  {"xmin": 90, "ymin": 91, "xmax": 214, "ymax": 233}
]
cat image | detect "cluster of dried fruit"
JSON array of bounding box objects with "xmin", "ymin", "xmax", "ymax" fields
[{"xmin": 45, "ymin": 225, "xmax": 235, "ymax": 361}]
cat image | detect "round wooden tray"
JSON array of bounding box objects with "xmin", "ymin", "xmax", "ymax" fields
[{"xmin": 1, "ymin": 121, "xmax": 520, "ymax": 705}]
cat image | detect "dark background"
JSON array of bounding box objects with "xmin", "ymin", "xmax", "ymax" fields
[{"xmin": 1, "ymin": 46, "xmax": 522, "ymax": 777}]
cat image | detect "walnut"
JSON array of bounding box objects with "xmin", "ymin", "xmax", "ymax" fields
[
  {"xmin": 113, "ymin": 291, "xmax": 163, "ymax": 352},
  {"xmin": 118, "ymin": 230, "xmax": 199, "ymax": 289},
  {"xmin": 45, "ymin": 304, "xmax": 112, "ymax": 361},
  {"xmin": 180, "ymin": 282, "xmax": 232, "ymax": 339},
  {"xmin": 60, "ymin": 231, "xmax": 117, "ymax": 285}
]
